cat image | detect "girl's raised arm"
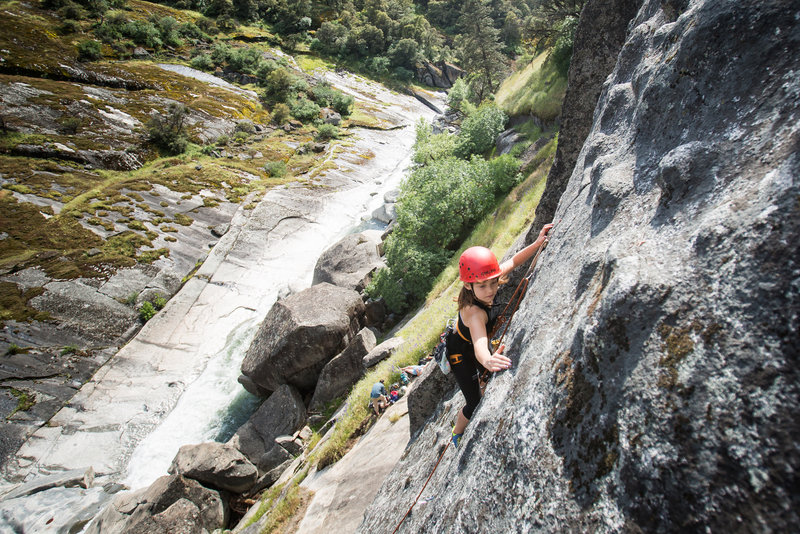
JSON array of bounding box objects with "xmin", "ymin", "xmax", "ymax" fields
[{"xmin": 499, "ymin": 223, "xmax": 554, "ymax": 276}]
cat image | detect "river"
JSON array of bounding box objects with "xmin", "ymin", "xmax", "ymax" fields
[{"xmin": 0, "ymin": 67, "xmax": 443, "ymax": 533}]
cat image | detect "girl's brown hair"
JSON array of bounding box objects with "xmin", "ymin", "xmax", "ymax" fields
[{"xmin": 456, "ymin": 276, "xmax": 508, "ymax": 310}]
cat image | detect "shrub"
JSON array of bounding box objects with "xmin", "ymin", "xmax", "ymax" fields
[
  {"xmin": 367, "ymin": 56, "xmax": 390, "ymax": 75},
  {"xmin": 190, "ymin": 53, "xmax": 214, "ymax": 71},
  {"xmin": 388, "ymin": 38, "xmax": 419, "ymax": 69},
  {"xmin": 228, "ymin": 46, "xmax": 263, "ymax": 74},
  {"xmin": 290, "ymin": 98, "xmax": 320, "ymax": 123},
  {"xmin": 196, "ymin": 17, "xmax": 218, "ymax": 35},
  {"xmin": 311, "ymin": 83, "xmax": 336, "ymax": 107},
  {"xmin": 152, "ymin": 293, "xmax": 167, "ymax": 309},
  {"xmin": 76, "ymin": 39, "xmax": 102, "ymax": 61},
  {"xmin": 454, "ymin": 103, "xmax": 508, "ymax": 159},
  {"xmin": 210, "ymin": 41, "xmax": 231, "ymax": 65},
  {"xmin": 58, "ymin": 19, "xmax": 82, "ymax": 34},
  {"xmin": 271, "ymin": 103, "xmax": 290, "ymax": 125},
  {"xmin": 316, "ymin": 123, "xmax": 339, "ymax": 141},
  {"xmin": 233, "ymin": 131, "xmax": 249, "ymax": 143},
  {"xmin": 58, "ymin": 2, "xmax": 86, "ymax": 20},
  {"xmin": 123, "ymin": 20, "xmax": 162, "ymax": 48},
  {"xmin": 262, "ymin": 68, "xmax": 296, "ymax": 104},
  {"xmin": 331, "ymin": 92, "xmax": 354, "ymax": 117},
  {"xmin": 59, "ymin": 117, "xmax": 81, "ymax": 134},
  {"xmin": 139, "ymin": 301, "xmax": 156, "ymax": 321},
  {"xmin": 549, "ymin": 16, "xmax": 579, "ymax": 77},
  {"xmin": 255, "ymin": 60, "xmax": 278, "ymax": 83},
  {"xmin": 235, "ymin": 119, "xmax": 256, "ymax": 134},
  {"xmin": 447, "ymin": 77, "xmax": 470, "ymax": 113},
  {"xmin": 393, "ymin": 67, "xmax": 413, "ymax": 81},
  {"xmin": 146, "ymin": 103, "xmax": 188, "ymax": 155},
  {"xmin": 411, "ymin": 119, "xmax": 456, "ymax": 165},
  {"xmin": 264, "ymin": 161, "xmax": 286, "ymax": 178}
]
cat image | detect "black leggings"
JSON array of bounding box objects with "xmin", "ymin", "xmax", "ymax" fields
[{"xmin": 447, "ymin": 335, "xmax": 485, "ymax": 420}]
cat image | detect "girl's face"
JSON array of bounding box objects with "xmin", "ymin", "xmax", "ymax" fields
[{"xmin": 469, "ymin": 277, "xmax": 500, "ymax": 306}]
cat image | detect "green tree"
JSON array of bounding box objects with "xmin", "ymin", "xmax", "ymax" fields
[
  {"xmin": 522, "ymin": 0, "xmax": 585, "ymax": 51},
  {"xmin": 456, "ymin": 0, "xmax": 507, "ymax": 102},
  {"xmin": 147, "ymin": 103, "xmax": 189, "ymax": 155}
]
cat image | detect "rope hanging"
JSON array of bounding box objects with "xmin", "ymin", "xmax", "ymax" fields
[{"xmin": 391, "ymin": 237, "xmax": 549, "ymax": 533}]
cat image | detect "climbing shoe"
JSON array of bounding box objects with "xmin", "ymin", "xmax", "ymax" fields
[{"xmin": 451, "ymin": 429, "xmax": 463, "ymax": 448}]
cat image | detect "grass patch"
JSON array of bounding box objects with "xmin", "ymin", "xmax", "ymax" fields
[
  {"xmin": 0, "ymin": 282, "xmax": 50, "ymax": 323},
  {"xmin": 495, "ymin": 51, "xmax": 567, "ymax": 123},
  {"xmin": 7, "ymin": 388, "xmax": 36, "ymax": 419}
]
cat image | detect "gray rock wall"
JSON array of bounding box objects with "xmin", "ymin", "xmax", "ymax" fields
[{"xmin": 360, "ymin": 1, "xmax": 799, "ymax": 532}]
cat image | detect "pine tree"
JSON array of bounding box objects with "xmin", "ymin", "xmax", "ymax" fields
[{"xmin": 456, "ymin": 0, "xmax": 507, "ymax": 102}]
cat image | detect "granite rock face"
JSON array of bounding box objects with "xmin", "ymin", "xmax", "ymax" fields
[{"xmin": 360, "ymin": 1, "xmax": 800, "ymax": 532}]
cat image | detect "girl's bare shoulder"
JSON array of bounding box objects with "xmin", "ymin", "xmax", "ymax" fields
[{"xmin": 461, "ymin": 303, "xmax": 488, "ymax": 323}]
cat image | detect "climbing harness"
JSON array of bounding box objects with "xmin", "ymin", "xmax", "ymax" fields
[{"xmin": 390, "ymin": 237, "xmax": 549, "ymax": 533}]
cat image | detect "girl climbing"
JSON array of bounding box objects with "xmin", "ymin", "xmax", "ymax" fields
[{"xmin": 447, "ymin": 223, "xmax": 554, "ymax": 447}]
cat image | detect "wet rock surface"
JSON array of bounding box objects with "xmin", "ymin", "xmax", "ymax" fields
[{"xmin": 361, "ymin": 1, "xmax": 800, "ymax": 532}]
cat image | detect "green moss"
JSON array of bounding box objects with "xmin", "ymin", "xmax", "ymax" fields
[
  {"xmin": 7, "ymin": 388, "xmax": 36, "ymax": 418},
  {"xmin": 0, "ymin": 282, "xmax": 51, "ymax": 323},
  {"xmin": 173, "ymin": 213, "xmax": 193, "ymax": 226}
]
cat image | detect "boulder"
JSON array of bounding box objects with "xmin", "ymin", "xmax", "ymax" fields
[
  {"xmin": 321, "ymin": 107, "xmax": 341, "ymax": 125},
  {"xmin": 406, "ymin": 360, "xmax": 457, "ymax": 438},
  {"xmin": 371, "ymin": 203, "xmax": 396, "ymax": 224},
  {"xmin": 495, "ymin": 128, "xmax": 526, "ymax": 155},
  {"xmin": 132, "ymin": 47, "xmax": 150, "ymax": 59},
  {"xmin": 364, "ymin": 298, "xmax": 387, "ymax": 329},
  {"xmin": 274, "ymin": 435, "xmax": 303, "ymax": 456},
  {"xmin": 84, "ymin": 475, "xmax": 226, "ymax": 534},
  {"xmin": 227, "ymin": 384, "xmax": 306, "ymax": 467},
  {"xmin": 168, "ymin": 442, "xmax": 258, "ymax": 493},
  {"xmin": 257, "ymin": 443, "xmax": 292, "ymax": 473},
  {"xmin": 362, "ymin": 336, "xmax": 404, "ymax": 369},
  {"xmin": 312, "ymin": 231, "xmax": 384, "ymax": 292},
  {"xmin": 240, "ymin": 283, "xmax": 365, "ymax": 392},
  {"xmin": 309, "ymin": 327, "xmax": 377, "ymax": 411}
]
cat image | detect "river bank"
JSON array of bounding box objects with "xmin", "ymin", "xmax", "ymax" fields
[{"xmin": 0, "ymin": 67, "xmax": 444, "ymax": 531}]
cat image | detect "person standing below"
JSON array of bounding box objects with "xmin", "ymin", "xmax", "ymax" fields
[
  {"xmin": 447, "ymin": 223, "xmax": 553, "ymax": 447},
  {"xmin": 370, "ymin": 379, "xmax": 389, "ymax": 415}
]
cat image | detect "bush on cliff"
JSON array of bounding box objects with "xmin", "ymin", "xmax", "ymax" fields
[{"xmin": 367, "ymin": 103, "xmax": 520, "ymax": 313}]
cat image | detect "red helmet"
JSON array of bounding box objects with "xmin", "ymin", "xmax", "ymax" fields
[{"xmin": 459, "ymin": 246, "xmax": 501, "ymax": 282}]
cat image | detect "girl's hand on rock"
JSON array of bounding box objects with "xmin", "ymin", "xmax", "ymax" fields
[
  {"xmin": 486, "ymin": 344, "xmax": 511, "ymax": 372},
  {"xmin": 539, "ymin": 223, "xmax": 554, "ymax": 240}
]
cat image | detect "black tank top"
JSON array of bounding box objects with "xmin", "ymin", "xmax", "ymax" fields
[{"xmin": 455, "ymin": 300, "xmax": 499, "ymax": 345}]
